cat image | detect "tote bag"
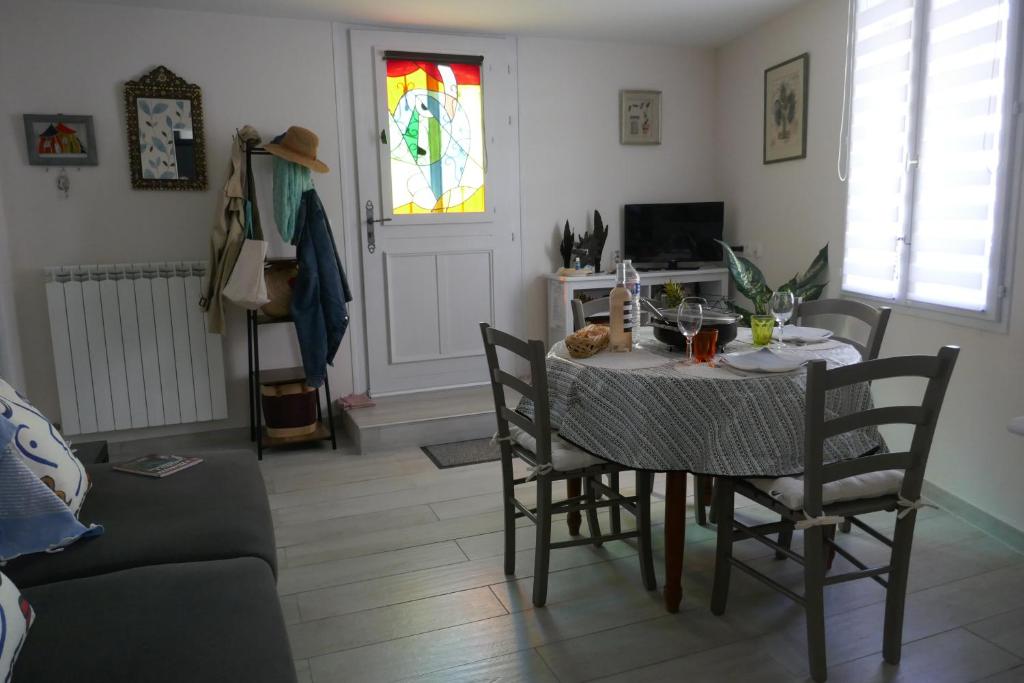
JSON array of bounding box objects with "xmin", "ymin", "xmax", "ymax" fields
[{"xmin": 222, "ymin": 201, "xmax": 270, "ymax": 309}]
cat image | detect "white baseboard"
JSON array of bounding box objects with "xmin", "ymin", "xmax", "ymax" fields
[{"xmin": 923, "ymin": 480, "xmax": 1024, "ymax": 554}]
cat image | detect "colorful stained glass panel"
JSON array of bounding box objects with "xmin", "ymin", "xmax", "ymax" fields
[{"xmin": 386, "ymin": 59, "xmax": 485, "ymax": 214}]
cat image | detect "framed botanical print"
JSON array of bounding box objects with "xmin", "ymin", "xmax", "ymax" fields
[
  {"xmin": 763, "ymin": 53, "xmax": 809, "ymax": 164},
  {"xmin": 124, "ymin": 66, "xmax": 208, "ymax": 190},
  {"xmin": 620, "ymin": 90, "xmax": 661, "ymax": 145}
]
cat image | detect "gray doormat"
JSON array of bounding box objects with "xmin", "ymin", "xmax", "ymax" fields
[{"xmin": 421, "ymin": 438, "xmax": 501, "ymax": 469}]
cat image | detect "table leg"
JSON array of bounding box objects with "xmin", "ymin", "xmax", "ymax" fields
[
  {"xmin": 566, "ymin": 477, "xmax": 582, "ymax": 535},
  {"xmin": 664, "ymin": 471, "xmax": 687, "ymax": 613}
]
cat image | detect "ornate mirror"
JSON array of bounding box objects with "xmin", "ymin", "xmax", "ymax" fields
[{"xmin": 124, "ymin": 66, "xmax": 207, "ymax": 190}]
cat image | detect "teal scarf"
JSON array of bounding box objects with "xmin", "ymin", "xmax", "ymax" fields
[{"xmin": 272, "ymin": 157, "xmax": 313, "ymax": 242}]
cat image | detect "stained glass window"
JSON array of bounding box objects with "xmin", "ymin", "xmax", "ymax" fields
[{"xmin": 385, "ymin": 57, "xmax": 485, "ymax": 214}]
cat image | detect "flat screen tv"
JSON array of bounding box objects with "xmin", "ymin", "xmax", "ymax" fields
[{"xmin": 623, "ymin": 202, "xmax": 724, "ymax": 269}]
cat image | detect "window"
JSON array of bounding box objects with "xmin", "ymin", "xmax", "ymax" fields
[
  {"xmin": 841, "ymin": 0, "xmax": 1021, "ymax": 320},
  {"xmin": 384, "ymin": 55, "xmax": 485, "ymax": 215}
]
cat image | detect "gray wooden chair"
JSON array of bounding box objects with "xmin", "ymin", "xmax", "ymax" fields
[
  {"xmin": 709, "ymin": 346, "xmax": 959, "ymax": 682},
  {"xmin": 700, "ymin": 299, "xmax": 894, "ymax": 530},
  {"xmin": 570, "ymin": 296, "xmax": 611, "ymax": 330},
  {"xmin": 480, "ymin": 322, "xmax": 657, "ymax": 607}
]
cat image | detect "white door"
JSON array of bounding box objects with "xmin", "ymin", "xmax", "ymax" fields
[{"xmin": 349, "ymin": 29, "xmax": 522, "ymax": 396}]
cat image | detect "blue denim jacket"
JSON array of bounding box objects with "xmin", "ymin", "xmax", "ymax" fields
[{"xmin": 290, "ymin": 189, "xmax": 352, "ymax": 388}]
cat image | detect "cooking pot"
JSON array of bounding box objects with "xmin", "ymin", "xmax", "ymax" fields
[{"xmin": 650, "ymin": 307, "xmax": 741, "ymax": 352}]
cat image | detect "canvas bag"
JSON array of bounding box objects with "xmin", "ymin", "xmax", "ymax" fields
[{"xmin": 223, "ymin": 194, "xmax": 269, "ymax": 309}]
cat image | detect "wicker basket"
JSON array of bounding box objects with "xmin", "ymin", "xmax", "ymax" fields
[
  {"xmin": 261, "ymin": 382, "xmax": 317, "ymax": 438},
  {"xmin": 565, "ymin": 324, "xmax": 610, "ymax": 359},
  {"xmin": 261, "ymin": 260, "xmax": 299, "ymax": 319}
]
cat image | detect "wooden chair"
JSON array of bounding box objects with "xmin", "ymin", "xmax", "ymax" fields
[
  {"xmin": 480, "ymin": 322, "xmax": 657, "ymax": 606},
  {"xmin": 709, "ymin": 346, "xmax": 959, "ymax": 682},
  {"xmin": 699, "ymin": 299, "xmax": 893, "ymax": 530}
]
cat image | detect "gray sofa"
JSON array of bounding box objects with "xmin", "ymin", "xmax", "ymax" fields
[{"xmin": 6, "ymin": 451, "xmax": 297, "ymax": 683}]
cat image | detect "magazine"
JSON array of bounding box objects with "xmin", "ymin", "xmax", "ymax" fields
[{"xmin": 113, "ymin": 454, "xmax": 202, "ymax": 478}]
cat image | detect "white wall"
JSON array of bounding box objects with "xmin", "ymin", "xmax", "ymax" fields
[
  {"xmin": 0, "ymin": 0, "xmax": 353, "ymax": 440},
  {"xmin": 716, "ymin": 0, "xmax": 1024, "ymax": 531},
  {"xmin": 0, "ymin": 175, "xmax": 25, "ymax": 388},
  {"xmin": 518, "ymin": 36, "xmax": 719, "ymax": 341}
]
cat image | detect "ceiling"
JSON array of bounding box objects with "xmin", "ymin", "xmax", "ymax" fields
[{"xmin": 65, "ymin": 0, "xmax": 805, "ymax": 47}]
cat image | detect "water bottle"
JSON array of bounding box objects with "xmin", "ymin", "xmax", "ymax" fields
[{"xmin": 623, "ymin": 259, "xmax": 641, "ymax": 333}]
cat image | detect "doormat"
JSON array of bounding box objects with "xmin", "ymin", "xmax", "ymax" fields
[{"xmin": 421, "ymin": 438, "xmax": 501, "ymax": 469}]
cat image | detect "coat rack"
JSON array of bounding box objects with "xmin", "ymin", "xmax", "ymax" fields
[{"xmin": 244, "ymin": 140, "xmax": 337, "ymax": 459}]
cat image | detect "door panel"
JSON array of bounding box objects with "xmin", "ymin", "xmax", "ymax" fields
[{"xmin": 350, "ymin": 29, "xmax": 521, "ymax": 396}]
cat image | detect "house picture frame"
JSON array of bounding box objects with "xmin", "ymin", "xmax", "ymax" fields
[
  {"xmin": 620, "ymin": 90, "xmax": 662, "ymax": 145},
  {"xmin": 23, "ymin": 114, "xmax": 98, "ymax": 166},
  {"xmin": 763, "ymin": 53, "xmax": 809, "ymax": 164}
]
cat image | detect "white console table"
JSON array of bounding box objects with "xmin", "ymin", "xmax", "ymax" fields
[{"xmin": 545, "ymin": 267, "xmax": 730, "ymax": 343}]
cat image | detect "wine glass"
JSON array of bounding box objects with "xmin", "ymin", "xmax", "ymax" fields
[
  {"xmin": 769, "ymin": 290, "xmax": 796, "ymax": 347},
  {"xmin": 676, "ymin": 300, "xmax": 703, "ymax": 365}
]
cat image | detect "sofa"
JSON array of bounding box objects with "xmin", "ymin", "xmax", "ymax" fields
[{"xmin": 5, "ymin": 451, "xmax": 297, "ymax": 683}]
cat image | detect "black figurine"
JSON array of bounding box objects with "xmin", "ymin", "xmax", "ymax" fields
[
  {"xmin": 592, "ymin": 210, "xmax": 609, "ymax": 271},
  {"xmin": 558, "ymin": 221, "xmax": 574, "ymax": 269}
]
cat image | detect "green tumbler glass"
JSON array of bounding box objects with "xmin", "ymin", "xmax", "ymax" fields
[{"xmin": 751, "ymin": 315, "xmax": 775, "ymax": 347}]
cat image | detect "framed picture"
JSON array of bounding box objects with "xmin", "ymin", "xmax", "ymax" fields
[
  {"xmin": 23, "ymin": 114, "xmax": 98, "ymax": 166},
  {"xmin": 620, "ymin": 90, "xmax": 661, "ymax": 145},
  {"xmin": 124, "ymin": 65, "xmax": 208, "ymax": 191},
  {"xmin": 763, "ymin": 53, "xmax": 809, "ymax": 164}
]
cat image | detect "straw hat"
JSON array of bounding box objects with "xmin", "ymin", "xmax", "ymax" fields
[{"xmin": 263, "ymin": 126, "xmax": 329, "ymax": 173}]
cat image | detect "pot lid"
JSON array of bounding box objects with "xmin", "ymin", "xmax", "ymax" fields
[{"xmin": 657, "ymin": 308, "xmax": 741, "ymax": 325}]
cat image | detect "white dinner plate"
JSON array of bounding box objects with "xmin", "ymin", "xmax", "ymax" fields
[
  {"xmin": 735, "ymin": 325, "xmax": 834, "ymax": 345},
  {"xmin": 719, "ymin": 348, "xmax": 807, "ymax": 373}
]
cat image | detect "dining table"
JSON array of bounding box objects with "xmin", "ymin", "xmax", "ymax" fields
[{"xmin": 520, "ymin": 326, "xmax": 884, "ymax": 613}]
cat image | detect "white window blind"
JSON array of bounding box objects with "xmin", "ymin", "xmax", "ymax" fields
[{"xmin": 842, "ymin": 0, "xmax": 1019, "ymax": 316}]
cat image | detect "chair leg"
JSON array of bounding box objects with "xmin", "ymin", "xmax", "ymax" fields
[
  {"xmin": 803, "ymin": 525, "xmax": 829, "ymax": 683},
  {"xmin": 533, "ymin": 476, "xmax": 553, "ymax": 607},
  {"xmin": 694, "ymin": 474, "xmax": 708, "ymax": 527},
  {"xmin": 583, "ymin": 476, "xmax": 603, "ymax": 548},
  {"xmin": 608, "ymin": 472, "xmax": 622, "ymax": 534},
  {"xmin": 710, "ymin": 478, "xmax": 735, "ymax": 615},
  {"xmin": 566, "ymin": 477, "xmax": 582, "ymax": 536},
  {"xmin": 500, "ymin": 453, "xmax": 516, "ymax": 576},
  {"xmin": 708, "ymin": 477, "xmax": 718, "ymax": 525},
  {"xmin": 825, "ymin": 524, "xmax": 837, "ymax": 571},
  {"xmin": 636, "ymin": 471, "xmax": 657, "ymax": 591},
  {"xmin": 776, "ymin": 527, "xmax": 794, "ymax": 561},
  {"xmin": 883, "ymin": 511, "xmax": 918, "ymax": 664},
  {"xmin": 840, "ymin": 518, "xmax": 852, "ymax": 534}
]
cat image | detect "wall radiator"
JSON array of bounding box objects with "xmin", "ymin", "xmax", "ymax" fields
[{"xmin": 44, "ymin": 262, "xmax": 227, "ymax": 435}]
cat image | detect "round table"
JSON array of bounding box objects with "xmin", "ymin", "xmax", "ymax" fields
[{"xmin": 524, "ymin": 327, "xmax": 883, "ymax": 611}]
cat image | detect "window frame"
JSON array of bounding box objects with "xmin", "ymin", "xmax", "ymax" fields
[{"xmin": 841, "ymin": 0, "xmax": 1024, "ymax": 332}]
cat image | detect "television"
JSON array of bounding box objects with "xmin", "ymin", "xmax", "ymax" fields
[{"xmin": 623, "ymin": 202, "xmax": 725, "ymax": 270}]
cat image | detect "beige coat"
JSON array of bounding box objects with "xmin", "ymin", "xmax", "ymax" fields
[{"xmin": 200, "ymin": 126, "xmax": 262, "ymax": 334}]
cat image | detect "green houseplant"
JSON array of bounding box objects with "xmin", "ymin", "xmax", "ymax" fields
[{"xmin": 715, "ymin": 240, "xmax": 829, "ymax": 323}]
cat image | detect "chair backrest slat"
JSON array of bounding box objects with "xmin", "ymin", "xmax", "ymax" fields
[
  {"xmin": 802, "ymin": 345, "xmax": 959, "ymax": 515},
  {"xmin": 479, "ymin": 322, "xmax": 553, "ymax": 466},
  {"xmin": 823, "ymin": 354, "xmax": 943, "ymax": 389},
  {"xmin": 797, "ymin": 298, "xmax": 892, "ymax": 360},
  {"xmin": 822, "ymin": 406, "xmax": 929, "ymax": 439},
  {"xmin": 821, "ymin": 451, "xmax": 916, "ymax": 483}
]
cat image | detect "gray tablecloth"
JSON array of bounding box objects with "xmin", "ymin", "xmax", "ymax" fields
[{"xmin": 519, "ymin": 331, "xmax": 885, "ymax": 477}]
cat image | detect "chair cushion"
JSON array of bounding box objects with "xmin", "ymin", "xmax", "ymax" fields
[
  {"xmin": 15, "ymin": 558, "xmax": 297, "ymax": 683},
  {"xmin": 745, "ymin": 469, "xmax": 904, "ymax": 510},
  {"xmin": 508, "ymin": 425, "xmax": 606, "ymax": 471},
  {"xmin": 2, "ymin": 451, "xmax": 276, "ymax": 588}
]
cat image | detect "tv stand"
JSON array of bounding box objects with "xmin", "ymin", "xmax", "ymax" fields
[{"xmin": 545, "ymin": 266, "xmax": 729, "ymax": 343}]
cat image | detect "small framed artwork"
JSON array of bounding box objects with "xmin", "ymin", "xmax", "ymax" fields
[
  {"xmin": 23, "ymin": 114, "xmax": 98, "ymax": 166},
  {"xmin": 620, "ymin": 90, "xmax": 661, "ymax": 145},
  {"xmin": 763, "ymin": 53, "xmax": 809, "ymax": 164}
]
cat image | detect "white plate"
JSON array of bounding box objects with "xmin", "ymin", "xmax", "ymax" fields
[
  {"xmin": 719, "ymin": 348, "xmax": 807, "ymax": 373},
  {"xmin": 735, "ymin": 325, "xmax": 834, "ymax": 344}
]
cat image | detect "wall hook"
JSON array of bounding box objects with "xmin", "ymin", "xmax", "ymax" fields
[{"xmin": 56, "ymin": 167, "xmax": 70, "ymax": 198}]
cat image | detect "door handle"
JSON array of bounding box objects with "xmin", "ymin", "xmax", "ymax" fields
[{"xmin": 364, "ymin": 200, "xmax": 392, "ymax": 254}]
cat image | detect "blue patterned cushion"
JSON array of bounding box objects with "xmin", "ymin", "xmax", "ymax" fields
[
  {"xmin": 0, "ymin": 379, "xmax": 90, "ymax": 515},
  {"xmin": 0, "ymin": 570, "xmax": 33, "ymax": 682},
  {"xmin": 0, "ymin": 415, "xmax": 102, "ymax": 562}
]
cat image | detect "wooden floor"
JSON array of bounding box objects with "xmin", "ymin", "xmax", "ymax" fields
[{"xmin": 253, "ymin": 442, "xmax": 1024, "ymax": 683}]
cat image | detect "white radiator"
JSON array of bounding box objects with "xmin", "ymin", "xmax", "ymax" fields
[{"xmin": 44, "ymin": 262, "xmax": 227, "ymax": 435}]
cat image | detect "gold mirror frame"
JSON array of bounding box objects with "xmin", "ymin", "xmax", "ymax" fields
[{"xmin": 124, "ymin": 66, "xmax": 208, "ymax": 190}]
